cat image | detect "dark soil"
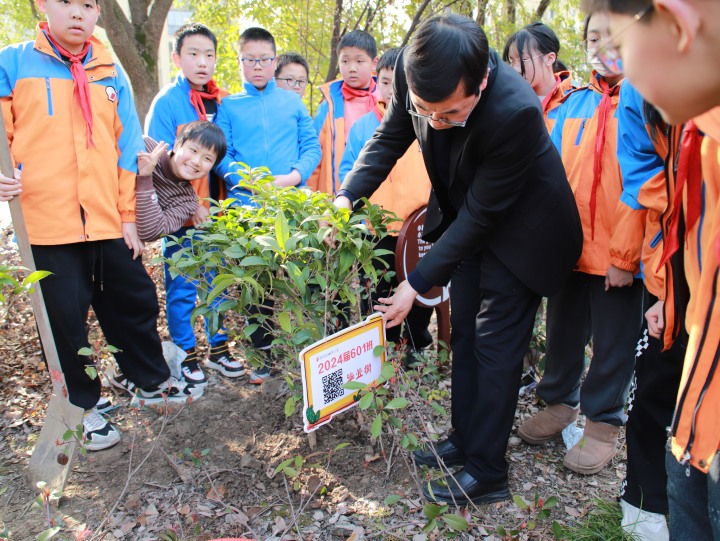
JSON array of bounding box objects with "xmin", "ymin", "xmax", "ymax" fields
[{"xmin": 0, "ymin": 225, "xmax": 624, "ymax": 541}]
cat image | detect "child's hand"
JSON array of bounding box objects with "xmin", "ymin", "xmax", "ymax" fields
[
  {"xmin": 0, "ymin": 168, "xmax": 22, "ymax": 202},
  {"xmin": 645, "ymin": 300, "xmax": 664, "ymax": 338},
  {"xmin": 121, "ymin": 222, "xmax": 145, "ymax": 259},
  {"xmin": 604, "ymin": 265, "xmax": 634, "ymax": 290},
  {"xmin": 191, "ymin": 205, "xmax": 210, "ymax": 227},
  {"xmin": 273, "ymin": 169, "xmax": 302, "ymax": 188},
  {"xmin": 137, "ymin": 142, "xmax": 169, "ymax": 177}
]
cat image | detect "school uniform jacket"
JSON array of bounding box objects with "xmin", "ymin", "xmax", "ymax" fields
[
  {"xmin": 662, "ymin": 109, "xmax": 720, "ymax": 473},
  {"xmin": 615, "ymin": 81, "xmax": 669, "ymax": 299},
  {"xmin": 145, "ymin": 74, "xmax": 228, "ymax": 211},
  {"xmin": 0, "ymin": 27, "xmax": 144, "ymax": 245},
  {"xmin": 551, "ymin": 75, "xmax": 642, "ymax": 276},
  {"xmin": 338, "ymin": 103, "xmax": 431, "ymax": 234},
  {"xmin": 341, "ymin": 49, "xmax": 582, "ymax": 297},
  {"xmin": 214, "ymin": 79, "xmax": 320, "ymax": 205},
  {"xmin": 543, "ymin": 70, "xmax": 574, "ymax": 133}
]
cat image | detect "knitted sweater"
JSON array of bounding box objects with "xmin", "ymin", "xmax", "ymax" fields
[{"xmin": 136, "ymin": 137, "xmax": 199, "ymax": 242}]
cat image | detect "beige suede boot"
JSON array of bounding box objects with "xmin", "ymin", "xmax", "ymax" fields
[
  {"xmin": 518, "ymin": 404, "xmax": 579, "ymax": 445},
  {"xmin": 563, "ymin": 420, "xmax": 620, "ymax": 475}
]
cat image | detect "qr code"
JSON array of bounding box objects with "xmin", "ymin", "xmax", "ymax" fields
[{"xmin": 322, "ymin": 369, "xmax": 344, "ymax": 404}]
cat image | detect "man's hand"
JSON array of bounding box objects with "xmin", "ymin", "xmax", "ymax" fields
[
  {"xmin": 137, "ymin": 142, "xmax": 169, "ymax": 177},
  {"xmin": 374, "ymin": 280, "xmax": 418, "ymax": 328},
  {"xmin": 645, "ymin": 300, "xmax": 665, "ymax": 338},
  {"xmin": 273, "ymin": 169, "xmax": 302, "ymax": 188},
  {"xmin": 605, "ymin": 265, "xmax": 634, "ymax": 291},
  {"xmin": 191, "ymin": 205, "xmax": 211, "ymax": 227},
  {"xmin": 0, "ymin": 168, "xmax": 22, "ymax": 202},
  {"xmin": 321, "ymin": 195, "xmax": 353, "ymax": 247},
  {"xmin": 122, "ymin": 222, "xmax": 145, "ymax": 259}
]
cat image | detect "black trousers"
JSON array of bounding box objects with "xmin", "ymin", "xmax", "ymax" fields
[
  {"xmin": 32, "ymin": 240, "xmax": 169, "ymax": 410},
  {"xmin": 621, "ymin": 292, "xmax": 686, "ymax": 514},
  {"xmin": 447, "ymin": 249, "xmax": 541, "ymax": 483},
  {"xmin": 538, "ymin": 271, "xmax": 644, "ymax": 425}
]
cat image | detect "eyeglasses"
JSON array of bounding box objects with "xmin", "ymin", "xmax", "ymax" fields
[
  {"xmin": 507, "ymin": 53, "xmax": 545, "ymax": 70},
  {"xmin": 588, "ymin": 5, "xmax": 653, "ymax": 76},
  {"xmin": 240, "ymin": 57, "xmax": 276, "ymax": 67},
  {"xmin": 277, "ymin": 77, "xmax": 308, "ymax": 89},
  {"xmin": 406, "ymin": 91, "xmax": 480, "ymax": 128}
]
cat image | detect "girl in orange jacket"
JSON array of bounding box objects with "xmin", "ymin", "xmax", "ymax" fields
[
  {"xmin": 517, "ymin": 11, "xmax": 645, "ymax": 476},
  {"xmin": 503, "ymin": 22, "xmax": 574, "ymax": 133}
]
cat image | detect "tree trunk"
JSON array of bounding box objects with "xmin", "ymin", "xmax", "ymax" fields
[
  {"xmin": 476, "ymin": 0, "xmax": 490, "ymax": 26},
  {"xmin": 535, "ymin": 0, "xmax": 552, "ymax": 19},
  {"xmin": 505, "ymin": 0, "xmax": 517, "ymax": 25},
  {"xmin": 98, "ymin": 0, "xmax": 174, "ymax": 124},
  {"xmin": 325, "ymin": 0, "xmax": 344, "ymax": 82}
]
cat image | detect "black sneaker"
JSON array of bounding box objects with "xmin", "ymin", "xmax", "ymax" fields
[
  {"xmin": 207, "ymin": 344, "xmax": 246, "ymax": 378},
  {"xmin": 131, "ymin": 376, "xmax": 204, "ymax": 407},
  {"xmin": 180, "ymin": 348, "xmax": 207, "ymax": 385},
  {"xmin": 83, "ymin": 410, "xmax": 121, "ymax": 451}
]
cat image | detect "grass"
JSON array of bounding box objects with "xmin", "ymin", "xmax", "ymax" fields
[{"xmin": 560, "ymin": 499, "xmax": 638, "ymax": 541}]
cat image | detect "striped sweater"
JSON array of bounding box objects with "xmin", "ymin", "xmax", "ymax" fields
[{"xmin": 136, "ymin": 137, "xmax": 199, "ymax": 242}]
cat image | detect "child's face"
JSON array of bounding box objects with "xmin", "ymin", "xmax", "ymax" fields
[
  {"xmin": 377, "ymin": 67, "xmax": 394, "ymax": 103},
  {"xmin": 506, "ymin": 43, "xmax": 554, "ymax": 91},
  {"xmin": 240, "ymin": 40, "xmax": 277, "ymax": 91},
  {"xmin": 338, "ymin": 46, "xmax": 378, "ymax": 89},
  {"xmin": 170, "ymin": 139, "xmax": 217, "ymax": 181},
  {"xmin": 275, "ymin": 62, "xmax": 309, "ymax": 98},
  {"xmin": 607, "ymin": 4, "xmax": 720, "ymax": 125},
  {"xmin": 173, "ymin": 34, "xmax": 217, "ymax": 91},
  {"xmin": 37, "ymin": 0, "xmax": 100, "ymax": 55}
]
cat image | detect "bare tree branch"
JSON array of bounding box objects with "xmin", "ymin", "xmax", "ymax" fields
[
  {"xmin": 401, "ymin": 0, "xmax": 432, "ymax": 47},
  {"xmin": 535, "ymin": 0, "xmax": 552, "ymax": 19}
]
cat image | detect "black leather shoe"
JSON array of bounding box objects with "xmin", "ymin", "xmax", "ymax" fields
[
  {"xmin": 421, "ymin": 469, "xmax": 511, "ymax": 505},
  {"xmin": 413, "ymin": 438, "xmax": 466, "ymax": 468}
]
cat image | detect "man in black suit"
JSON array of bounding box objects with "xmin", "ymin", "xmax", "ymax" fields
[{"xmin": 335, "ymin": 14, "xmax": 582, "ymax": 504}]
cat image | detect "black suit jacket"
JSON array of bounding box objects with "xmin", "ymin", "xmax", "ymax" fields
[{"xmin": 342, "ymin": 49, "xmax": 582, "ymax": 297}]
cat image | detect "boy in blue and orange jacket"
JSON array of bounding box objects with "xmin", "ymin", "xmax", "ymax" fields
[
  {"xmin": 0, "ymin": 0, "xmax": 201, "ymax": 451},
  {"xmin": 145, "ymin": 23, "xmax": 243, "ymax": 385},
  {"xmin": 308, "ymin": 30, "xmax": 379, "ymax": 196},
  {"xmin": 518, "ymin": 11, "xmax": 645, "ymax": 476},
  {"xmin": 214, "ymin": 26, "xmax": 320, "ymax": 383}
]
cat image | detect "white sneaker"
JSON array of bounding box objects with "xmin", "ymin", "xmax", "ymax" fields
[
  {"xmin": 206, "ymin": 353, "xmax": 246, "ymax": 378},
  {"xmin": 83, "ymin": 410, "xmax": 121, "ymax": 451},
  {"xmin": 109, "ymin": 372, "xmax": 136, "ymax": 396},
  {"xmin": 130, "ymin": 377, "xmax": 204, "ymax": 407},
  {"xmin": 620, "ymin": 499, "xmax": 669, "ymax": 541},
  {"xmin": 180, "ymin": 358, "xmax": 207, "ymax": 385},
  {"xmin": 95, "ymin": 395, "xmax": 114, "ymax": 414}
]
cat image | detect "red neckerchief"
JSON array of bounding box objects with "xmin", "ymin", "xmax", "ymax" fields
[
  {"xmin": 41, "ymin": 22, "xmax": 94, "ymax": 147},
  {"xmin": 658, "ymin": 121, "xmax": 703, "ymax": 269},
  {"xmin": 189, "ymin": 79, "xmax": 220, "ymax": 121},
  {"xmin": 588, "ymin": 77, "xmax": 619, "ymax": 240},
  {"xmin": 541, "ymin": 74, "xmax": 562, "ymax": 114},
  {"xmin": 341, "ymin": 79, "xmax": 378, "ymax": 114},
  {"xmin": 373, "ymin": 100, "xmax": 386, "ymax": 123}
]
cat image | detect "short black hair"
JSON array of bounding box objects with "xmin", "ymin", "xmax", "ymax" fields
[
  {"xmin": 239, "ymin": 27, "xmax": 276, "ymax": 55},
  {"xmin": 173, "ymin": 23, "xmax": 217, "ymax": 55},
  {"xmin": 503, "ymin": 22, "xmax": 561, "ymax": 79},
  {"xmin": 175, "ymin": 121, "xmax": 227, "ymax": 166},
  {"xmin": 582, "ymin": 0, "xmax": 651, "ymax": 15},
  {"xmin": 337, "ymin": 30, "xmax": 377, "ymax": 59},
  {"xmin": 376, "ymin": 47, "xmax": 401, "ymax": 73},
  {"xmin": 275, "ymin": 52, "xmax": 310, "ymax": 79},
  {"xmin": 404, "ymin": 14, "xmax": 489, "ymax": 102}
]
